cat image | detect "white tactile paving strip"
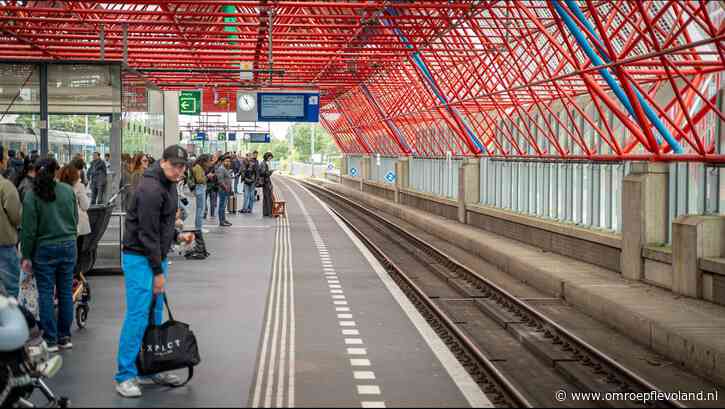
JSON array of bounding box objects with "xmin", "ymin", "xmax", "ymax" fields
[{"xmin": 251, "ymin": 215, "xmax": 296, "ymax": 408}]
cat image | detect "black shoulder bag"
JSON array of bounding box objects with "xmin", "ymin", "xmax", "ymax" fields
[{"xmin": 136, "ymin": 294, "xmax": 201, "ymax": 387}]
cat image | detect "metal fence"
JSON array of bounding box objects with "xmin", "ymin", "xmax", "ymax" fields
[
  {"xmin": 480, "ymin": 159, "xmax": 629, "ymax": 233},
  {"xmin": 409, "ymin": 158, "xmax": 462, "ymax": 200},
  {"xmin": 368, "ymin": 156, "xmax": 397, "ymax": 184}
]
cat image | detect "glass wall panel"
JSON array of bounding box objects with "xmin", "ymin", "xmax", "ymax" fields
[
  {"xmin": 0, "ymin": 63, "xmax": 40, "ymax": 159},
  {"xmin": 48, "ymin": 64, "xmax": 117, "ymax": 114},
  {"xmin": 48, "ymin": 114, "xmax": 109, "ymax": 165},
  {"xmin": 122, "ymin": 71, "xmax": 165, "ymax": 158},
  {"xmin": 0, "ymin": 63, "xmax": 40, "ymax": 113}
]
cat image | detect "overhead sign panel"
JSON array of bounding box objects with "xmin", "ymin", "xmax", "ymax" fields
[
  {"xmin": 179, "ymin": 90, "xmax": 201, "ymax": 115},
  {"xmin": 248, "ymin": 132, "xmax": 270, "ymax": 143},
  {"xmin": 257, "ymin": 92, "xmax": 320, "ymax": 122}
]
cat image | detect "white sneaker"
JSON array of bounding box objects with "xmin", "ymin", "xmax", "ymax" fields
[
  {"xmin": 137, "ymin": 373, "xmax": 184, "ymax": 386},
  {"xmin": 116, "ymin": 379, "xmax": 142, "ymax": 398}
]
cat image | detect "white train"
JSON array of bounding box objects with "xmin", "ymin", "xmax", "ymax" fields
[{"xmin": 0, "ymin": 123, "xmax": 96, "ymax": 164}]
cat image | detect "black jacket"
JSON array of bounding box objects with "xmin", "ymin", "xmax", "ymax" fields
[
  {"xmin": 87, "ymin": 159, "xmax": 107, "ymax": 186},
  {"xmin": 123, "ymin": 163, "xmax": 178, "ymax": 276}
]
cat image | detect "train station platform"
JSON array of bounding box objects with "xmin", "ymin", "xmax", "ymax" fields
[{"xmin": 35, "ymin": 176, "xmax": 490, "ymax": 408}]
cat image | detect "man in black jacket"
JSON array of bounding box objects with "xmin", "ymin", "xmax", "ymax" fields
[
  {"xmin": 87, "ymin": 152, "xmax": 107, "ymax": 204},
  {"xmin": 115, "ymin": 145, "xmax": 194, "ymax": 398}
]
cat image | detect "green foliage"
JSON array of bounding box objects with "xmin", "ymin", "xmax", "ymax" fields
[{"xmin": 286, "ymin": 123, "xmax": 339, "ymax": 163}]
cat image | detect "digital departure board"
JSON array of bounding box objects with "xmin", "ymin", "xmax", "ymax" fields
[{"xmin": 257, "ymin": 92, "xmax": 320, "ymax": 122}]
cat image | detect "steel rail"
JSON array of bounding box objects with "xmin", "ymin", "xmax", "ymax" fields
[{"xmin": 300, "ymin": 178, "xmax": 687, "ymax": 409}]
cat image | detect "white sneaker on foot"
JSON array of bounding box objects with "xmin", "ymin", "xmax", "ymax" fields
[
  {"xmin": 137, "ymin": 373, "xmax": 184, "ymax": 386},
  {"xmin": 116, "ymin": 379, "xmax": 142, "ymax": 398}
]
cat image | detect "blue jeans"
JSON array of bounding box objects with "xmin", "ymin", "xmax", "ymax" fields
[
  {"xmin": 234, "ymin": 175, "xmax": 240, "ymax": 194},
  {"xmin": 243, "ymin": 183, "xmax": 255, "ymax": 211},
  {"xmin": 218, "ymin": 190, "xmax": 229, "ymax": 223},
  {"xmin": 33, "ymin": 240, "xmax": 76, "ymax": 345},
  {"xmin": 115, "ymin": 253, "xmax": 168, "ymax": 383},
  {"xmin": 194, "ymin": 184, "xmax": 206, "ymax": 231},
  {"xmin": 0, "ymin": 245, "xmax": 20, "ymax": 298}
]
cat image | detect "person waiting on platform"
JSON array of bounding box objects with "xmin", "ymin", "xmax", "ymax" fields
[
  {"xmin": 15, "ymin": 157, "xmax": 38, "ymax": 206},
  {"xmin": 215, "ymin": 155, "xmax": 233, "ymax": 227},
  {"xmin": 260, "ymin": 152, "xmax": 275, "ymax": 217},
  {"xmin": 58, "ymin": 163, "xmax": 91, "ymax": 242},
  {"xmin": 0, "ymin": 146, "xmax": 22, "ymax": 299},
  {"xmin": 20, "ymin": 159, "xmax": 78, "ymax": 352},
  {"xmin": 127, "ymin": 153, "xmax": 149, "ymax": 204},
  {"xmin": 87, "ymin": 152, "xmax": 107, "ymax": 205},
  {"xmin": 115, "ymin": 145, "xmax": 194, "ymax": 398},
  {"xmin": 239, "ymin": 152, "xmax": 258, "ymax": 214},
  {"xmin": 191, "ymin": 154, "xmax": 209, "ymax": 231}
]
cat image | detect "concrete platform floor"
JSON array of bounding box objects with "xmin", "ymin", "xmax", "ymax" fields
[{"xmin": 30, "ymin": 177, "xmax": 488, "ymax": 408}]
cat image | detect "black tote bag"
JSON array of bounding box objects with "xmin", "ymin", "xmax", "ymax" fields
[{"xmin": 136, "ymin": 295, "xmax": 201, "ymax": 387}]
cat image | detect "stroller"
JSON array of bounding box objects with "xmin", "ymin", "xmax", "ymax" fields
[{"xmin": 70, "ymin": 186, "xmax": 128, "ymax": 329}]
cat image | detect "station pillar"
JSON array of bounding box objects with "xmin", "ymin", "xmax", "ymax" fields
[
  {"xmin": 395, "ymin": 157, "xmax": 409, "ymax": 204},
  {"xmin": 621, "ymin": 162, "xmax": 669, "ymax": 281},
  {"xmin": 458, "ymin": 158, "xmax": 480, "ymax": 224},
  {"xmin": 163, "ymin": 91, "xmax": 179, "ymax": 155},
  {"xmin": 672, "ymin": 216, "xmax": 725, "ymax": 298},
  {"xmin": 341, "ymin": 155, "xmax": 349, "ymax": 176},
  {"xmin": 360, "ymin": 156, "xmax": 371, "ymax": 191}
]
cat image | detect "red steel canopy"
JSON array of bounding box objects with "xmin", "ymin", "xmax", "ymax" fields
[{"xmin": 1, "ymin": 1, "xmax": 724, "ymax": 161}]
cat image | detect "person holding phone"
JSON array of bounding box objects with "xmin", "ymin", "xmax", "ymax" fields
[{"xmin": 260, "ymin": 152, "xmax": 275, "ymax": 217}]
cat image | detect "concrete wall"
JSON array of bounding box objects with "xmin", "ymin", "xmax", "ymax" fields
[
  {"xmin": 341, "ymin": 175, "xmax": 360, "ymax": 190},
  {"xmin": 466, "ymin": 207, "xmax": 621, "ymax": 272},
  {"xmin": 362, "ymin": 181, "xmax": 395, "ymax": 202},
  {"xmin": 400, "ymin": 189, "xmax": 459, "ymax": 222}
]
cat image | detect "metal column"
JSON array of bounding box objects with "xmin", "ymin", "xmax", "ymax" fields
[{"xmin": 39, "ymin": 63, "xmax": 48, "ymax": 157}]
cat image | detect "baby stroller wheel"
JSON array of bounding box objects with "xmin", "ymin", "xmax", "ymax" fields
[{"xmin": 76, "ymin": 304, "xmax": 89, "ymax": 329}]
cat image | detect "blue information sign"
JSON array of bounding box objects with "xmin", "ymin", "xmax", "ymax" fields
[
  {"xmin": 228, "ymin": 132, "xmax": 236, "ymax": 141},
  {"xmin": 257, "ymin": 92, "xmax": 320, "ymax": 122},
  {"xmin": 194, "ymin": 131, "xmax": 207, "ymax": 141},
  {"xmin": 384, "ymin": 171, "xmax": 396, "ymax": 183},
  {"xmin": 349, "ymin": 167, "xmax": 358, "ymax": 177}
]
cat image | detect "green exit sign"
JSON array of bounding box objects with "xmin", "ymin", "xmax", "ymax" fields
[
  {"xmin": 218, "ymin": 132, "xmax": 226, "ymax": 141},
  {"xmin": 179, "ymin": 90, "xmax": 201, "ymax": 115}
]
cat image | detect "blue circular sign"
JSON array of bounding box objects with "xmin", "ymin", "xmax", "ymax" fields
[{"xmin": 350, "ymin": 167, "xmax": 358, "ymax": 177}]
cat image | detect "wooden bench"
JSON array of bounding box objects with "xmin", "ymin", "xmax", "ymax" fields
[{"xmin": 272, "ymin": 193, "xmax": 286, "ymax": 217}]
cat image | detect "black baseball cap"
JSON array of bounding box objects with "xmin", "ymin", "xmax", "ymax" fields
[{"xmin": 163, "ymin": 145, "xmax": 189, "ymax": 166}]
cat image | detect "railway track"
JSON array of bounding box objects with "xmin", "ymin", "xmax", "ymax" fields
[{"xmin": 299, "ymin": 179, "xmax": 685, "ymax": 409}]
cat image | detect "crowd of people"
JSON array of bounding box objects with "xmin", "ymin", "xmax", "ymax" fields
[
  {"xmin": 0, "ymin": 147, "xmax": 91, "ymax": 352},
  {"xmin": 0, "ymin": 144, "xmax": 277, "ymax": 392}
]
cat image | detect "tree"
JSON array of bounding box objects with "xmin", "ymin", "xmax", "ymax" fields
[{"xmin": 286, "ymin": 123, "xmax": 339, "ymax": 163}]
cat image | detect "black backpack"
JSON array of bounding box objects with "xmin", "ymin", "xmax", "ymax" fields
[{"xmin": 243, "ymin": 165, "xmax": 256, "ymax": 185}]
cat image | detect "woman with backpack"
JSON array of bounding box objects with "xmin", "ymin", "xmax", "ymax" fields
[{"xmin": 240, "ymin": 153, "xmax": 258, "ymax": 214}]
